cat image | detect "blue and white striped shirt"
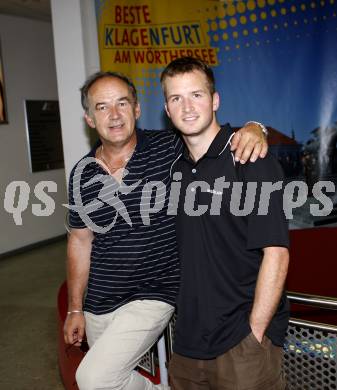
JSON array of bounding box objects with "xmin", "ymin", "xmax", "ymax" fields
[{"xmin": 68, "ymin": 129, "xmax": 182, "ymax": 315}]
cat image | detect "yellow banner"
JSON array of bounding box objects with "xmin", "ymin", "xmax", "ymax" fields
[{"xmin": 96, "ymin": 0, "xmax": 219, "ymax": 79}]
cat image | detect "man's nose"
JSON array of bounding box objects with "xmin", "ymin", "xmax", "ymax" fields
[
  {"xmin": 182, "ymin": 98, "xmax": 194, "ymax": 113},
  {"xmin": 108, "ymin": 105, "xmax": 120, "ymax": 119}
]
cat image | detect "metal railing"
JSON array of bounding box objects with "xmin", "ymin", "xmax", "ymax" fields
[
  {"xmin": 284, "ymin": 291, "xmax": 337, "ymax": 389},
  {"xmin": 287, "ymin": 291, "xmax": 337, "ymax": 311}
]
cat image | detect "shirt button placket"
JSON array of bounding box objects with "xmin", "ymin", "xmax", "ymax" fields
[{"xmin": 191, "ymin": 168, "xmax": 197, "ymax": 193}]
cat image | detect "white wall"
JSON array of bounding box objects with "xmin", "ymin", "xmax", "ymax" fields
[
  {"xmin": 0, "ymin": 14, "xmax": 67, "ymax": 254},
  {"xmin": 51, "ymin": 0, "xmax": 100, "ymax": 182}
]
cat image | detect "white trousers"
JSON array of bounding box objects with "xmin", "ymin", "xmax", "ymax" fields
[{"xmin": 76, "ymin": 300, "xmax": 174, "ymax": 390}]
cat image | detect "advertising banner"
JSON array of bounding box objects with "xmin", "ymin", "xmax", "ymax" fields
[{"xmin": 95, "ymin": 0, "xmax": 337, "ymax": 228}]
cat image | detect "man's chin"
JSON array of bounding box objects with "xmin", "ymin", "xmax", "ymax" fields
[
  {"xmin": 105, "ymin": 133, "xmax": 136, "ymax": 147},
  {"xmin": 179, "ymin": 128, "xmax": 201, "ymax": 137},
  {"xmin": 103, "ymin": 136, "xmax": 127, "ymax": 146}
]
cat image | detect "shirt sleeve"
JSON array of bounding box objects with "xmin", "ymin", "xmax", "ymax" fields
[
  {"xmin": 143, "ymin": 128, "xmax": 183, "ymax": 157},
  {"xmin": 237, "ymin": 154, "xmax": 289, "ymax": 250},
  {"xmin": 68, "ymin": 163, "xmax": 87, "ymax": 229},
  {"xmin": 173, "ymin": 132, "xmax": 184, "ymax": 157},
  {"xmin": 158, "ymin": 129, "xmax": 184, "ymax": 157}
]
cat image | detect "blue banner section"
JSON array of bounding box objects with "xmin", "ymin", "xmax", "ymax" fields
[{"xmin": 209, "ymin": 1, "xmax": 337, "ymax": 145}]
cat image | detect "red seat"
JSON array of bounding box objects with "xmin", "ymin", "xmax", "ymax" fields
[
  {"xmin": 57, "ymin": 281, "xmax": 82, "ymax": 390},
  {"xmin": 287, "ymin": 227, "xmax": 337, "ymax": 325}
]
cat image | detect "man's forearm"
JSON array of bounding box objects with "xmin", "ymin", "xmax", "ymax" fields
[
  {"xmin": 249, "ymin": 247, "xmax": 289, "ymax": 342},
  {"xmin": 66, "ymin": 230, "xmax": 92, "ymax": 311}
]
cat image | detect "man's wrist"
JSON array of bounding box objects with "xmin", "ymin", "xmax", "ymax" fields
[
  {"xmin": 250, "ymin": 323, "xmax": 263, "ymax": 341},
  {"xmin": 245, "ymin": 121, "xmax": 268, "ymax": 136},
  {"xmin": 67, "ymin": 309, "xmax": 83, "ymax": 315}
]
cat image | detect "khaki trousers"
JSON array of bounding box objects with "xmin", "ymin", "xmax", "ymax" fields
[
  {"xmin": 76, "ymin": 300, "xmax": 174, "ymax": 390},
  {"xmin": 169, "ymin": 333, "xmax": 286, "ymax": 390}
]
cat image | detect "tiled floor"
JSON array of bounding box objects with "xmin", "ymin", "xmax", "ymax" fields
[{"xmin": 0, "ymin": 239, "xmax": 67, "ymax": 390}]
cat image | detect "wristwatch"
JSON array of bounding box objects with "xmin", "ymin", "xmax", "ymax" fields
[{"xmin": 245, "ymin": 121, "xmax": 268, "ymax": 136}]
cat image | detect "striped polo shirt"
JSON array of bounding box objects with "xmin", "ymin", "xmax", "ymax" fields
[{"xmin": 68, "ymin": 129, "xmax": 182, "ymax": 315}]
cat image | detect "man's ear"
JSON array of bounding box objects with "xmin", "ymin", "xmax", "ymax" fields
[
  {"xmin": 135, "ymin": 102, "xmax": 141, "ymax": 120},
  {"xmin": 84, "ymin": 112, "xmax": 95, "ymax": 129},
  {"xmin": 164, "ymin": 103, "xmax": 171, "ymax": 118},
  {"xmin": 212, "ymin": 92, "xmax": 220, "ymax": 112}
]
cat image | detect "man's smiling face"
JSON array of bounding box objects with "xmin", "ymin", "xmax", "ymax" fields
[
  {"xmin": 163, "ymin": 69, "xmax": 219, "ymax": 138},
  {"xmin": 85, "ymin": 76, "xmax": 140, "ymax": 148}
]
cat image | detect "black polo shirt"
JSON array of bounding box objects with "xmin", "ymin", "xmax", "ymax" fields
[{"xmin": 172, "ymin": 124, "xmax": 289, "ymax": 359}]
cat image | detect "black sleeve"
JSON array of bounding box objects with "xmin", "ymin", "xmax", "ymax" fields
[
  {"xmin": 237, "ymin": 154, "xmax": 289, "ymax": 250},
  {"xmin": 68, "ymin": 163, "xmax": 87, "ymax": 229}
]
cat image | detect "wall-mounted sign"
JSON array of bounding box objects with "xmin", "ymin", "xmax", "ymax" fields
[{"xmin": 25, "ymin": 100, "xmax": 64, "ymax": 172}]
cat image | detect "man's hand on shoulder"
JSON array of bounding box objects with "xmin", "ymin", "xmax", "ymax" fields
[{"xmin": 230, "ymin": 121, "xmax": 268, "ymax": 164}]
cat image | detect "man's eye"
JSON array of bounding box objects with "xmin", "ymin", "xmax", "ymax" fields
[
  {"xmin": 193, "ymin": 93, "xmax": 202, "ymax": 98},
  {"xmin": 171, "ymin": 97, "xmax": 180, "ymax": 103},
  {"xmin": 97, "ymin": 105, "xmax": 107, "ymax": 111},
  {"xmin": 119, "ymin": 101, "xmax": 127, "ymax": 107}
]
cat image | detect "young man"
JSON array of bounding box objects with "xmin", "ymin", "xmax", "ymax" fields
[
  {"xmin": 161, "ymin": 57, "xmax": 289, "ymax": 389},
  {"xmin": 64, "ymin": 70, "xmax": 268, "ymax": 390}
]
